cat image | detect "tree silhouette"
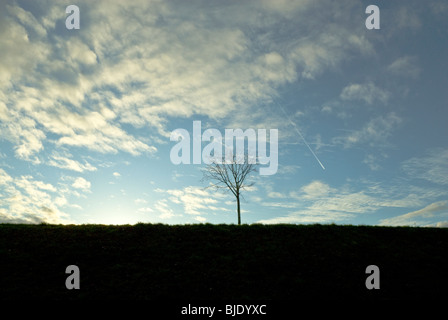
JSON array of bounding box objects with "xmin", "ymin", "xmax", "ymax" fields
[{"xmin": 201, "ymin": 155, "xmax": 256, "ymax": 225}]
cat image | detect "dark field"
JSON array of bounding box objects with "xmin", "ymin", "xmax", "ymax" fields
[{"xmin": 1, "ymin": 223, "xmax": 447, "ymax": 300}]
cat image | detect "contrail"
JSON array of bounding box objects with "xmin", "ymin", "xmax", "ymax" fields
[{"xmin": 275, "ymin": 101, "xmax": 326, "ymax": 170}]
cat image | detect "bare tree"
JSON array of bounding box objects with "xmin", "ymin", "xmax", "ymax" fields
[{"xmin": 201, "ymin": 155, "xmax": 257, "ymax": 225}]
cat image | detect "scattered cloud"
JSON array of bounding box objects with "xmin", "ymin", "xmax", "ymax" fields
[
  {"xmin": 0, "ymin": 168, "xmax": 71, "ymax": 224},
  {"xmin": 71, "ymin": 177, "xmax": 91, "ymax": 192},
  {"xmin": 259, "ymin": 180, "xmax": 373, "ymax": 224},
  {"xmin": 0, "ymin": 0, "xmax": 377, "ymax": 169},
  {"xmin": 48, "ymin": 152, "xmax": 97, "ymax": 173},
  {"xmin": 194, "ymin": 216, "xmax": 207, "ymax": 223},
  {"xmin": 394, "ymin": 6, "xmax": 422, "ymax": 30},
  {"xmin": 155, "ymin": 186, "xmax": 231, "ymax": 220},
  {"xmin": 277, "ymin": 164, "xmax": 301, "ymax": 175},
  {"xmin": 435, "ymin": 221, "xmax": 448, "ymax": 228},
  {"xmin": 333, "ymin": 113, "xmax": 402, "ymax": 148},
  {"xmin": 296, "ymin": 180, "xmax": 333, "ymax": 199},
  {"xmin": 1, "ymin": 0, "xmax": 446, "ymax": 227},
  {"xmin": 363, "ymin": 154, "xmax": 383, "ymax": 171},
  {"xmin": 379, "ymin": 201, "xmax": 448, "ymax": 226},
  {"xmin": 401, "ymin": 148, "xmax": 448, "ymax": 185},
  {"xmin": 268, "ymin": 191, "xmax": 287, "ymax": 199},
  {"xmin": 340, "ymin": 82, "xmax": 389, "ymax": 105},
  {"xmin": 134, "ymin": 198, "xmax": 148, "ymax": 205},
  {"xmin": 387, "ymin": 56, "xmax": 421, "ymax": 79},
  {"xmin": 258, "ymin": 178, "xmax": 438, "ymax": 225},
  {"xmin": 261, "ymin": 202, "xmax": 299, "ymax": 209},
  {"xmin": 136, "ymin": 207, "xmax": 153, "ymax": 213},
  {"xmin": 431, "ymin": 1, "xmax": 448, "ymax": 16},
  {"xmin": 154, "ymin": 199, "xmax": 175, "ymax": 219}
]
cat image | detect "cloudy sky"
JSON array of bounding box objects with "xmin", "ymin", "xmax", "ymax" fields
[{"xmin": 1, "ymin": 0, "xmax": 447, "ymax": 226}]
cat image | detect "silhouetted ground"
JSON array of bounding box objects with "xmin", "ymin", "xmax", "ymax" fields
[{"xmin": 0, "ymin": 223, "xmax": 447, "ymax": 300}]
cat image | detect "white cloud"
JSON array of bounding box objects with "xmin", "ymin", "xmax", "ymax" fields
[
  {"xmin": 394, "ymin": 6, "xmax": 422, "ymax": 30},
  {"xmin": 5, "ymin": 4, "xmax": 47, "ymax": 38},
  {"xmin": 113, "ymin": 172, "xmax": 121, "ymax": 177},
  {"xmin": 298, "ymin": 180, "xmax": 332, "ymax": 199},
  {"xmin": 0, "ymin": 0, "xmax": 376, "ymax": 166},
  {"xmin": 15, "ymin": 176, "xmax": 57, "ymax": 193},
  {"xmin": 257, "ymin": 178, "xmax": 436, "ymax": 225},
  {"xmin": 258, "ymin": 208, "xmax": 354, "ymax": 224},
  {"xmin": 4, "ymin": 1, "xmax": 426, "ymax": 227},
  {"xmin": 54, "ymin": 112, "xmax": 157, "ymax": 156},
  {"xmin": 0, "ymin": 168, "xmax": 13, "ymax": 185},
  {"xmin": 137, "ymin": 207, "xmax": 154, "ymax": 213},
  {"xmin": 135, "ymin": 198, "xmax": 148, "ymax": 205},
  {"xmin": 261, "ymin": 202, "xmax": 299, "ymax": 209},
  {"xmin": 48, "ymin": 153, "xmax": 97, "ymax": 173},
  {"xmin": 0, "ymin": 2, "xmax": 158, "ymax": 161},
  {"xmin": 0, "ymin": 5, "xmax": 49, "ymax": 88},
  {"xmin": 435, "ymin": 221, "xmax": 448, "ymax": 228},
  {"xmin": 268, "ymin": 191, "xmax": 286, "ymax": 199},
  {"xmin": 276, "ymin": 165, "xmax": 301, "ymax": 175},
  {"xmin": 68, "ymin": 38, "xmax": 98, "ymax": 66},
  {"xmin": 261, "ymin": 179, "xmax": 402, "ymax": 224},
  {"xmin": 387, "ymin": 56, "xmax": 420, "ymax": 79},
  {"xmin": 431, "ymin": 1, "xmax": 448, "ymax": 16},
  {"xmin": 154, "ymin": 199, "xmax": 175, "ymax": 219},
  {"xmin": 401, "ymin": 148, "xmax": 448, "ymax": 185},
  {"xmin": 333, "ymin": 113, "xmax": 402, "ymax": 148},
  {"xmin": 363, "ymin": 154, "xmax": 381, "ymax": 171},
  {"xmin": 379, "ymin": 201, "xmax": 448, "ymax": 226},
  {"xmin": 0, "ymin": 115, "xmax": 46, "ymax": 163},
  {"xmin": 156, "ymin": 186, "xmax": 231, "ymax": 220},
  {"xmin": 340, "ymin": 82, "xmax": 389, "ymax": 105},
  {"xmin": 194, "ymin": 216, "xmax": 207, "ymax": 223},
  {"xmin": 72, "ymin": 177, "xmax": 91, "ymax": 191},
  {"xmin": 259, "ymin": 181, "xmax": 374, "ymax": 224},
  {"xmin": 0, "ymin": 168, "xmax": 71, "ymax": 224}
]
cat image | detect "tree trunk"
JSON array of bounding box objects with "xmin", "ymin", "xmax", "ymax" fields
[{"xmin": 236, "ymin": 194, "xmax": 241, "ymax": 225}]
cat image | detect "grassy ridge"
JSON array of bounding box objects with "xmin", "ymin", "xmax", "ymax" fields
[{"xmin": 0, "ymin": 223, "xmax": 447, "ymax": 300}]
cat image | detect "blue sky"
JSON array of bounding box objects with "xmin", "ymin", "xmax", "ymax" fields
[{"xmin": 1, "ymin": 0, "xmax": 447, "ymax": 226}]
